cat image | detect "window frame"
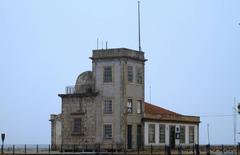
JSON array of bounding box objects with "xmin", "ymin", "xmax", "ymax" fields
[
  {"xmin": 103, "ymin": 124, "xmax": 112, "ymax": 139},
  {"xmin": 180, "ymin": 126, "xmax": 185, "ymax": 144},
  {"xmin": 104, "ymin": 99, "xmax": 113, "ymax": 114},
  {"xmin": 136, "ymin": 67, "xmax": 143, "ymax": 84},
  {"xmin": 159, "ymin": 124, "xmax": 165, "ymax": 143},
  {"xmin": 189, "ymin": 126, "xmax": 195, "ymax": 144},
  {"xmin": 103, "ymin": 66, "xmax": 113, "ymax": 83},
  {"xmin": 148, "ymin": 124, "xmax": 155, "ymax": 144},
  {"xmin": 73, "ymin": 118, "xmax": 82, "ymax": 134},
  {"xmin": 136, "ymin": 100, "xmax": 142, "ymax": 114},
  {"xmin": 127, "ymin": 99, "xmax": 133, "ymax": 113},
  {"xmin": 127, "ymin": 66, "xmax": 133, "ymax": 83}
]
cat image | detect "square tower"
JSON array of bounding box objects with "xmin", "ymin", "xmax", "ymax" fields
[{"xmin": 91, "ymin": 48, "xmax": 147, "ymax": 149}]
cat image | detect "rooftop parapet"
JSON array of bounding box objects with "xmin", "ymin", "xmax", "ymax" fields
[{"xmin": 90, "ymin": 48, "xmax": 147, "ymax": 62}]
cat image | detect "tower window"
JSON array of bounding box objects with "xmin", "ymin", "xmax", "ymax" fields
[
  {"xmin": 104, "ymin": 100, "xmax": 112, "ymax": 114},
  {"xmin": 127, "ymin": 99, "xmax": 133, "ymax": 113},
  {"xmin": 73, "ymin": 118, "xmax": 82, "ymax": 134},
  {"xmin": 103, "ymin": 66, "xmax": 112, "ymax": 83},
  {"xmin": 128, "ymin": 66, "xmax": 133, "ymax": 83},
  {"xmin": 104, "ymin": 124, "xmax": 112, "ymax": 139},
  {"xmin": 136, "ymin": 100, "xmax": 142, "ymax": 114},
  {"xmin": 136, "ymin": 67, "xmax": 143, "ymax": 84}
]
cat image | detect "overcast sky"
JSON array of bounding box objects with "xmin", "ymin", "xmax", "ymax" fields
[{"xmin": 0, "ymin": 0, "xmax": 240, "ymax": 144}]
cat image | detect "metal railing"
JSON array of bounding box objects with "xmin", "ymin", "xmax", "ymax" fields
[
  {"xmin": 1, "ymin": 144, "xmax": 240, "ymax": 155},
  {"xmin": 65, "ymin": 85, "xmax": 75, "ymax": 94},
  {"xmin": 65, "ymin": 84, "xmax": 94, "ymax": 94}
]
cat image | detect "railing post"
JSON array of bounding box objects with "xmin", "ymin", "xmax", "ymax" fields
[
  {"xmin": 48, "ymin": 144, "xmax": 51, "ymax": 154},
  {"xmin": 237, "ymin": 144, "xmax": 239, "ymax": 155},
  {"xmin": 111, "ymin": 144, "xmax": 113, "ymax": 155},
  {"xmin": 98, "ymin": 144, "xmax": 100, "ymax": 153},
  {"xmin": 13, "ymin": 145, "xmax": 15, "ymax": 155},
  {"xmin": 137, "ymin": 145, "xmax": 139, "ymax": 155},
  {"xmin": 36, "ymin": 144, "xmax": 38, "ymax": 153},
  {"xmin": 1, "ymin": 144, "xmax": 3, "ymax": 155},
  {"xmin": 164, "ymin": 145, "xmax": 167, "ymax": 155},
  {"xmin": 178, "ymin": 145, "xmax": 182, "ymax": 155},
  {"xmin": 192, "ymin": 144, "xmax": 194, "ymax": 155},
  {"xmin": 167, "ymin": 145, "xmax": 171, "ymax": 155},
  {"xmin": 221, "ymin": 144, "xmax": 224, "ymax": 154},
  {"xmin": 60, "ymin": 144, "xmax": 63, "ymax": 153},
  {"xmin": 206, "ymin": 144, "xmax": 210, "ymax": 155},
  {"xmin": 24, "ymin": 144, "xmax": 26, "ymax": 155},
  {"xmin": 195, "ymin": 144, "xmax": 200, "ymax": 155}
]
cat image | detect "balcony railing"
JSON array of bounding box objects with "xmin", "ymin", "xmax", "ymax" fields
[
  {"xmin": 65, "ymin": 85, "xmax": 75, "ymax": 94},
  {"xmin": 65, "ymin": 84, "xmax": 94, "ymax": 94}
]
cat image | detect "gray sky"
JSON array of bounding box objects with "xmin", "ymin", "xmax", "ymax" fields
[{"xmin": 0, "ymin": 0, "xmax": 240, "ymax": 144}]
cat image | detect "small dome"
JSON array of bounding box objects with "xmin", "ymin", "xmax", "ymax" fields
[
  {"xmin": 75, "ymin": 71, "xmax": 93, "ymax": 86},
  {"xmin": 75, "ymin": 71, "xmax": 93, "ymax": 93}
]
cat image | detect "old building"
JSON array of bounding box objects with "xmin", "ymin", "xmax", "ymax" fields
[{"xmin": 50, "ymin": 48, "xmax": 200, "ymax": 150}]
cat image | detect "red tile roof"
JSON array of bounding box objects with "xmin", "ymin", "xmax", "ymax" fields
[{"xmin": 144, "ymin": 102, "xmax": 181, "ymax": 116}]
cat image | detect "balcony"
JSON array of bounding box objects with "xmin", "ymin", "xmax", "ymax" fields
[{"xmin": 65, "ymin": 84, "xmax": 94, "ymax": 94}]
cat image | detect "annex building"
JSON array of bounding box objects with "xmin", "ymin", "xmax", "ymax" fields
[{"xmin": 50, "ymin": 48, "xmax": 200, "ymax": 150}]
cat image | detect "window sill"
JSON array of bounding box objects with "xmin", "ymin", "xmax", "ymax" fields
[
  {"xmin": 103, "ymin": 82, "xmax": 113, "ymax": 85},
  {"xmin": 104, "ymin": 112, "xmax": 113, "ymax": 115},
  {"xmin": 71, "ymin": 132, "xmax": 84, "ymax": 136}
]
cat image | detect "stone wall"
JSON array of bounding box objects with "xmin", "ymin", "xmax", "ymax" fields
[{"xmin": 60, "ymin": 93, "xmax": 97, "ymax": 145}]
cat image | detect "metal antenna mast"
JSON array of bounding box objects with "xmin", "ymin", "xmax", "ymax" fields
[
  {"xmin": 233, "ymin": 97, "xmax": 237, "ymax": 145},
  {"xmin": 138, "ymin": 1, "xmax": 142, "ymax": 52},
  {"xmin": 150, "ymin": 86, "xmax": 152, "ymax": 104}
]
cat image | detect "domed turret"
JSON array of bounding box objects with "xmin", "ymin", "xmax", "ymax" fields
[{"xmin": 74, "ymin": 71, "xmax": 93, "ymax": 93}]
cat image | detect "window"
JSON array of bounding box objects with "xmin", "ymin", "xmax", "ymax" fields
[
  {"xmin": 104, "ymin": 100, "xmax": 112, "ymax": 114},
  {"xmin": 127, "ymin": 99, "xmax": 133, "ymax": 113},
  {"xmin": 136, "ymin": 67, "xmax": 143, "ymax": 84},
  {"xmin": 136, "ymin": 100, "xmax": 142, "ymax": 114},
  {"xmin": 103, "ymin": 66, "xmax": 112, "ymax": 83},
  {"xmin": 73, "ymin": 118, "xmax": 81, "ymax": 133},
  {"xmin": 128, "ymin": 66, "xmax": 133, "ymax": 83},
  {"xmin": 180, "ymin": 126, "xmax": 185, "ymax": 144},
  {"xmin": 104, "ymin": 124, "xmax": 112, "ymax": 139},
  {"xmin": 159, "ymin": 124, "xmax": 165, "ymax": 143},
  {"xmin": 148, "ymin": 124, "xmax": 155, "ymax": 143},
  {"xmin": 189, "ymin": 126, "xmax": 195, "ymax": 144}
]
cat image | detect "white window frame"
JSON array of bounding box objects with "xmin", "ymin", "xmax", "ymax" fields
[
  {"xmin": 136, "ymin": 100, "xmax": 142, "ymax": 114},
  {"xmin": 103, "ymin": 124, "xmax": 112, "ymax": 139},
  {"xmin": 103, "ymin": 66, "xmax": 113, "ymax": 83},
  {"xmin": 189, "ymin": 126, "xmax": 195, "ymax": 144},
  {"xmin": 148, "ymin": 124, "xmax": 155, "ymax": 144},
  {"xmin": 127, "ymin": 99, "xmax": 133, "ymax": 113},
  {"xmin": 159, "ymin": 124, "xmax": 165, "ymax": 143},
  {"xmin": 104, "ymin": 99, "xmax": 113, "ymax": 114},
  {"xmin": 128, "ymin": 66, "xmax": 133, "ymax": 83}
]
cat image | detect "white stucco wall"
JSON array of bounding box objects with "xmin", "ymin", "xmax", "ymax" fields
[{"xmin": 144, "ymin": 122, "xmax": 198, "ymax": 146}]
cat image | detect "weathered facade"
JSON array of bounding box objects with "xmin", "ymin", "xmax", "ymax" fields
[{"xmin": 50, "ymin": 48, "xmax": 200, "ymax": 150}]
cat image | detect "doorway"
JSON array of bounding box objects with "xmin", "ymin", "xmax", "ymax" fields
[
  {"xmin": 137, "ymin": 125, "xmax": 142, "ymax": 148},
  {"xmin": 169, "ymin": 126, "xmax": 175, "ymax": 149},
  {"xmin": 127, "ymin": 125, "xmax": 132, "ymax": 149}
]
